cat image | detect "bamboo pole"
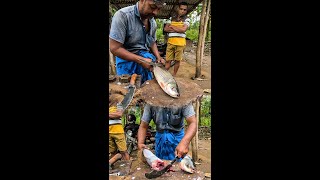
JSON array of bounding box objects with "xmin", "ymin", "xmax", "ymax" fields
[
  {"xmin": 195, "ymin": 0, "xmax": 208, "ymax": 78},
  {"xmin": 199, "ymin": 96, "xmax": 202, "ymax": 126},
  {"xmin": 191, "ymin": 97, "xmax": 201, "ymax": 161},
  {"xmin": 200, "ymin": 0, "xmax": 211, "ymax": 68}
]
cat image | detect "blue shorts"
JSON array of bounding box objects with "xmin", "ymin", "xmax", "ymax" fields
[{"xmin": 116, "ymin": 50, "xmax": 156, "ymax": 84}]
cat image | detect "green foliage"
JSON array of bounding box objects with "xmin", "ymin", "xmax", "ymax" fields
[
  {"xmin": 156, "ymin": 29, "xmax": 165, "ymax": 43},
  {"xmin": 200, "ymin": 95, "xmax": 211, "ymax": 127},
  {"xmin": 109, "ymin": 6, "xmax": 117, "ymax": 16},
  {"xmin": 186, "ymin": 29, "xmax": 199, "ymax": 41},
  {"xmin": 156, "ymin": 19, "xmax": 165, "ymax": 43}
]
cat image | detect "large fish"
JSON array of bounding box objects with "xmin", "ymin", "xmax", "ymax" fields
[
  {"xmin": 137, "ymin": 59, "xmax": 180, "ymax": 98},
  {"xmin": 153, "ymin": 65, "xmax": 180, "ymax": 98},
  {"xmin": 179, "ymin": 155, "xmax": 196, "ymax": 173},
  {"xmin": 143, "ymin": 149, "xmax": 166, "ymax": 171}
]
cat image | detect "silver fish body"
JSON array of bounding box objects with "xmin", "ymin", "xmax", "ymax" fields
[
  {"xmin": 153, "ymin": 66, "xmax": 180, "ymax": 98},
  {"xmin": 143, "ymin": 149, "xmax": 165, "ymax": 171}
]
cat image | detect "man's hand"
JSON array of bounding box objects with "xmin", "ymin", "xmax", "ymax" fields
[
  {"xmin": 137, "ymin": 143, "xmax": 149, "ymax": 164},
  {"xmin": 175, "ymin": 142, "xmax": 189, "ymax": 158},
  {"xmin": 138, "ymin": 143, "xmax": 149, "ymax": 150},
  {"xmin": 139, "ymin": 57, "xmax": 153, "ymax": 71},
  {"xmin": 156, "ymin": 57, "xmax": 166, "ymax": 65},
  {"xmin": 109, "ymin": 110, "xmax": 124, "ymax": 119}
]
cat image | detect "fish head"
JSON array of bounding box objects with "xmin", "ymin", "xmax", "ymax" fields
[
  {"xmin": 179, "ymin": 155, "xmax": 196, "ymax": 173},
  {"xmin": 166, "ymin": 82, "xmax": 180, "ymax": 98}
]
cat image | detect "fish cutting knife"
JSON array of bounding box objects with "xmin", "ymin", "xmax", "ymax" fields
[{"xmin": 120, "ymin": 74, "xmax": 137, "ymax": 110}]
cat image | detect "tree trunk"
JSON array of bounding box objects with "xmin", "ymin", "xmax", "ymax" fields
[
  {"xmin": 198, "ymin": 97, "xmax": 202, "ymax": 125},
  {"xmin": 200, "ymin": 0, "xmax": 211, "ymax": 69},
  {"xmin": 195, "ymin": 0, "xmax": 208, "ymax": 78},
  {"xmin": 206, "ymin": 15, "xmax": 211, "ymax": 41}
]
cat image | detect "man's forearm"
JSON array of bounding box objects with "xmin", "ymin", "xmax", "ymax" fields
[
  {"xmin": 109, "ymin": 111, "xmax": 123, "ymax": 119},
  {"xmin": 137, "ymin": 123, "xmax": 149, "ymax": 145},
  {"xmin": 180, "ymin": 118, "xmax": 197, "ymax": 146},
  {"xmin": 170, "ymin": 26, "xmax": 188, "ymax": 33},
  {"xmin": 164, "ymin": 26, "xmax": 175, "ymax": 33},
  {"xmin": 110, "ymin": 46, "xmax": 144, "ymax": 64},
  {"xmin": 150, "ymin": 43, "xmax": 161, "ymax": 59}
]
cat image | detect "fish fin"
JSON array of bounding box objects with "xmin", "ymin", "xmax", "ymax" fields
[{"xmin": 175, "ymin": 80, "xmax": 180, "ymax": 94}]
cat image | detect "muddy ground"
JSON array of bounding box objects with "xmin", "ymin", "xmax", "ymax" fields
[{"xmin": 168, "ymin": 46, "xmax": 212, "ymax": 91}]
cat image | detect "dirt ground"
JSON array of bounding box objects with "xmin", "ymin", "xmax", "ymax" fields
[
  {"xmin": 168, "ymin": 49, "xmax": 212, "ymax": 91},
  {"xmin": 109, "ymin": 139, "xmax": 211, "ymax": 180}
]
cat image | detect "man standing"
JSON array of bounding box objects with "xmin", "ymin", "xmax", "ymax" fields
[
  {"xmin": 109, "ymin": 0, "xmax": 166, "ymax": 84},
  {"xmin": 164, "ymin": 2, "xmax": 190, "ymax": 76},
  {"xmin": 137, "ymin": 103, "xmax": 197, "ymax": 161}
]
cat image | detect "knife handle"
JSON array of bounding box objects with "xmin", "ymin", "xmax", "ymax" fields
[
  {"xmin": 130, "ymin": 74, "xmax": 138, "ymax": 85},
  {"xmin": 170, "ymin": 156, "xmax": 179, "ymax": 165}
]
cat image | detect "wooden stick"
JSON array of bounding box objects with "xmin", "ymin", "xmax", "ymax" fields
[{"xmin": 191, "ymin": 98, "xmax": 201, "ymax": 161}]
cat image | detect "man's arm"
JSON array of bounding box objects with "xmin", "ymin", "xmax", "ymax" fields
[
  {"xmin": 109, "ymin": 10, "xmax": 152, "ymax": 70},
  {"xmin": 109, "ymin": 110, "xmax": 123, "ymax": 119},
  {"xmin": 150, "ymin": 42, "xmax": 165, "ymax": 64},
  {"xmin": 164, "ymin": 17, "xmax": 190, "ymax": 33},
  {"xmin": 169, "ymin": 24, "xmax": 188, "ymax": 33},
  {"xmin": 137, "ymin": 104, "xmax": 152, "ymax": 150},
  {"xmin": 137, "ymin": 121, "xmax": 149, "ymax": 149},
  {"xmin": 163, "ymin": 23, "xmax": 175, "ymax": 33},
  {"xmin": 175, "ymin": 114, "xmax": 197, "ymax": 158},
  {"xmin": 109, "ymin": 38, "xmax": 152, "ymax": 70}
]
